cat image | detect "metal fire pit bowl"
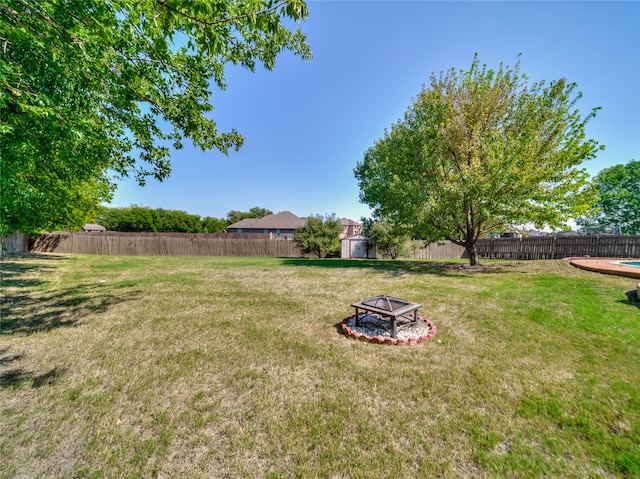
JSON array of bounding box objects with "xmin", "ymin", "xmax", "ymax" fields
[{"xmin": 350, "ymin": 295, "xmax": 423, "ymax": 339}]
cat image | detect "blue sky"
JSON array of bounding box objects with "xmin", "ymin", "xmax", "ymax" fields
[{"xmin": 109, "ymin": 0, "xmax": 640, "ymax": 222}]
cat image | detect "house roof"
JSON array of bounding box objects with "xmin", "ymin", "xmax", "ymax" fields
[
  {"xmin": 340, "ymin": 218, "xmax": 361, "ymax": 226},
  {"xmin": 227, "ymin": 211, "xmax": 307, "ymax": 230},
  {"xmin": 82, "ymin": 224, "xmax": 106, "ymax": 231}
]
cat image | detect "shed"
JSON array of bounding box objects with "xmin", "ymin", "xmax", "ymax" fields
[
  {"xmin": 82, "ymin": 224, "xmax": 106, "ymax": 232},
  {"xmin": 341, "ymin": 235, "xmax": 376, "ymax": 259}
]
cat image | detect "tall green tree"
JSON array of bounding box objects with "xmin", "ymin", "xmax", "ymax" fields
[
  {"xmin": 293, "ymin": 213, "xmax": 342, "ymax": 258},
  {"xmin": 577, "ymin": 160, "xmax": 640, "ymax": 235},
  {"xmin": 98, "ymin": 205, "xmax": 227, "ymax": 233},
  {"xmin": 201, "ymin": 216, "xmax": 228, "ymax": 234},
  {"xmin": 1, "ymin": 0, "xmax": 311, "ymax": 237},
  {"xmin": 355, "ymin": 56, "xmax": 602, "ymax": 266}
]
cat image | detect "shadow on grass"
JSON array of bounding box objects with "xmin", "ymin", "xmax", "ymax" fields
[
  {"xmin": 0, "ymin": 365, "xmax": 67, "ymax": 390},
  {"xmin": 332, "ymin": 320, "xmax": 347, "ymax": 337},
  {"xmin": 281, "ymin": 257, "xmax": 510, "ymax": 278},
  {"xmin": 0, "ymin": 350, "xmax": 24, "ymax": 364},
  {"xmin": 0, "ymin": 253, "xmax": 66, "ymax": 288},
  {"xmin": 1, "ymin": 255, "xmax": 141, "ymax": 335},
  {"xmin": 1, "ymin": 284, "xmax": 141, "ymax": 335},
  {"xmin": 620, "ymin": 289, "xmax": 640, "ymax": 309}
]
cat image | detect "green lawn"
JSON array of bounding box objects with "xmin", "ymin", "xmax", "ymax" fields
[{"xmin": 1, "ymin": 254, "xmax": 639, "ymax": 478}]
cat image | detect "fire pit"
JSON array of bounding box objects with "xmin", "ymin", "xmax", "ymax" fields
[{"xmin": 350, "ymin": 295, "xmax": 423, "ymax": 339}]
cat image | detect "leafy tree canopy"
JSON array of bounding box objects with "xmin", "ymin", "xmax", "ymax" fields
[
  {"xmin": 1, "ymin": 0, "xmax": 311, "ymax": 237},
  {"xmin": 201, "ymin": 216, "xmax": 229, "ymax": 234},
  {"xmin": 293, "ymin": 213, "xmax": 342, "ymax": 258},
  {"xmin": 98, "ymin": 206, "xmax": 221, "ymax": 233},
  {"xmin": 355, "ymin": 55, "xmax": 602, "ymax": 265},
  {"xmin": 226, "ymin": 206, "xmax": 274, "ymax": 224},
  {"xmin": 577, "ymin": 159, "xmax": 640, "ymax": 235},
  {"xmin": 361, "ymin": 217, "xmax": 410, "ymax": 259}
]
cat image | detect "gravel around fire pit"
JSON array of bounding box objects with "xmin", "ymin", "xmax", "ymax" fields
[{"xmin": 343, "ymin": 313, "xmax": 432, "ymax": 340}]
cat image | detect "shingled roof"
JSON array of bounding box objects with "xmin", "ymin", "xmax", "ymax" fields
[
  {"xmin": 227, "ymin": 211, "xmax": 307, "ymax": 230},
  {"xmin": 340, "ymin": 218, "xmax": 361, "ymax": 226}
]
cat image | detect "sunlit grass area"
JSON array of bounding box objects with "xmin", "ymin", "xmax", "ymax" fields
[{"xmin": 1, "ymin": 254, "xmax": 639, "ymax": 478}]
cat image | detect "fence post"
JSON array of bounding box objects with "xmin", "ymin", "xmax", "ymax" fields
[{"xmin": 519, "ymin": 237, "xmax": 523, "ymax": 260}]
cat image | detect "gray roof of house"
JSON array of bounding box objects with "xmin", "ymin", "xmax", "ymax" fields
[
  {"xmin": 82, "ymin": 224, "xmax": 106, "ymax": 231},
  {"xmin": 227, "ymin": 211, "xmax": 307, "ymax": 230}
]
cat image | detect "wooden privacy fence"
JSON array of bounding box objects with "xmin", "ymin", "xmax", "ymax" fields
[
  {"xmin": 67, "ymin": 231, "xmax": 271, "ymax": 239},
  {"xmin": 30, "ymin": 233, "xmax": 306, "ymax": 257},
  {"xmin": 1, "ymin": 232, "xmax": 29, "ymax": 255},
  {"xmin": 403, "ymin": 241, "xmax": 466, "ymax": 259},
  {"xmin": 28, "ymin": 232, "xmax": 640, "ymax": 259},
  {"xmin": 474, "ymin": 236, "xmax": 640, "ymax": 260},
  {"xmin": 404, "ymin": 236, "xmax": 640, "ymax": 260}
]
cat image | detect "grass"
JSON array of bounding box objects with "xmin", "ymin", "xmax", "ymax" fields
[{"xmin": 1, "ymin": 254, "xmax": 639, "ymax": 478}]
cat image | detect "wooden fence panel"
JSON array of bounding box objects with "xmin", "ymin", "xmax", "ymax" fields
[
  {"xmin": 28, "ymin": 233, "xmax": 640, "ymax": 260},
  {"xmin": 2, "ymin": 232, "xmax": 29, "ymax": 255},
  {"xmin": 69, "ymin": 231, "xmax": 271, "ymax": 239},
  {"xmin": 430, "ymin": 236, "xmax": 640, "ymax": 260},
  {"xmin": 30, "ymin": 233, "xmax": 72, "ymax": 253},
  {"xmin": 475, "ymin": 238, "xmax": 523, "ymax": 259},
  {"xmin": 475, "ymin": 239, "xmax": 495, "ymax": 258},
  {"xmin": 394, "ymin": 241, "xmax": 465, "ymax": 259},
  {"xmin": 519, "ymin": 237, "xmax": 555, "ymax": 260},
  {"xmin": 555, "ymin": 237, "xmax": 598, "ymax": 258},
  {"xmin": 596, "ymin": 235, "xmax": 640, "ymax": 257},
  {"xmin": 30, "ymin": 233, "xmax": 308, "ymax": 257},
  {"xmin": 425, "ymin": 241, "xmax": 466, "ymax": 259}
]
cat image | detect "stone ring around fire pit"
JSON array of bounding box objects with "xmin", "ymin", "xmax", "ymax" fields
[{"xmin": 342, "ymin": 295, "xmax": 437, "ymax": 345}]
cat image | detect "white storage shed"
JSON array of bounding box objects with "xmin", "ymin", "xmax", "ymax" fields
[{"xmin": 341, "ymin": 235, "xmax": 376, "ymax": 259}]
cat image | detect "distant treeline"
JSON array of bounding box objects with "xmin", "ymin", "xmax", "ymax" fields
[{"xmin": 97, "ymin": 206, "xmax": 272, "ymax": 233}]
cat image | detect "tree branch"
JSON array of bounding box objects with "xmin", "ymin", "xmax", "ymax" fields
[
  {"xmin": 156, "ymin": 0, "xmax": 290, "ymax": 28},
  {"xmin": 8, "ymin": 0, "xmax": 90, "ymax": 59}
]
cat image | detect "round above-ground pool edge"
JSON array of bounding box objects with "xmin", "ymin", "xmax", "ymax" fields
[
  {"xmin": 568, "ymin": 257, "xmax": 640, "ymax": 280},
  {"xmin": 341, "ymin": 312, "xmax": 437, "ymax": 346}
]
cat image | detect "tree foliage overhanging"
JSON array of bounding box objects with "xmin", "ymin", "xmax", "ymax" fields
[
  {"xmin": 355, "ymin": 55, "xmax": 603, "ymax": 265},
  {"xmin": 0, "ymin": 0, "xmax": 311, "ymax": 237}
]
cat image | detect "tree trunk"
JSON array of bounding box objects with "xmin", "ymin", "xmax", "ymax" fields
[
  {"xmin": 466, "ymin": 243, "xmax": 480, "ymax": 266},
  {"xmin": 464, "ymin": 206, "xmax": 481, "ymax": 266}
]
